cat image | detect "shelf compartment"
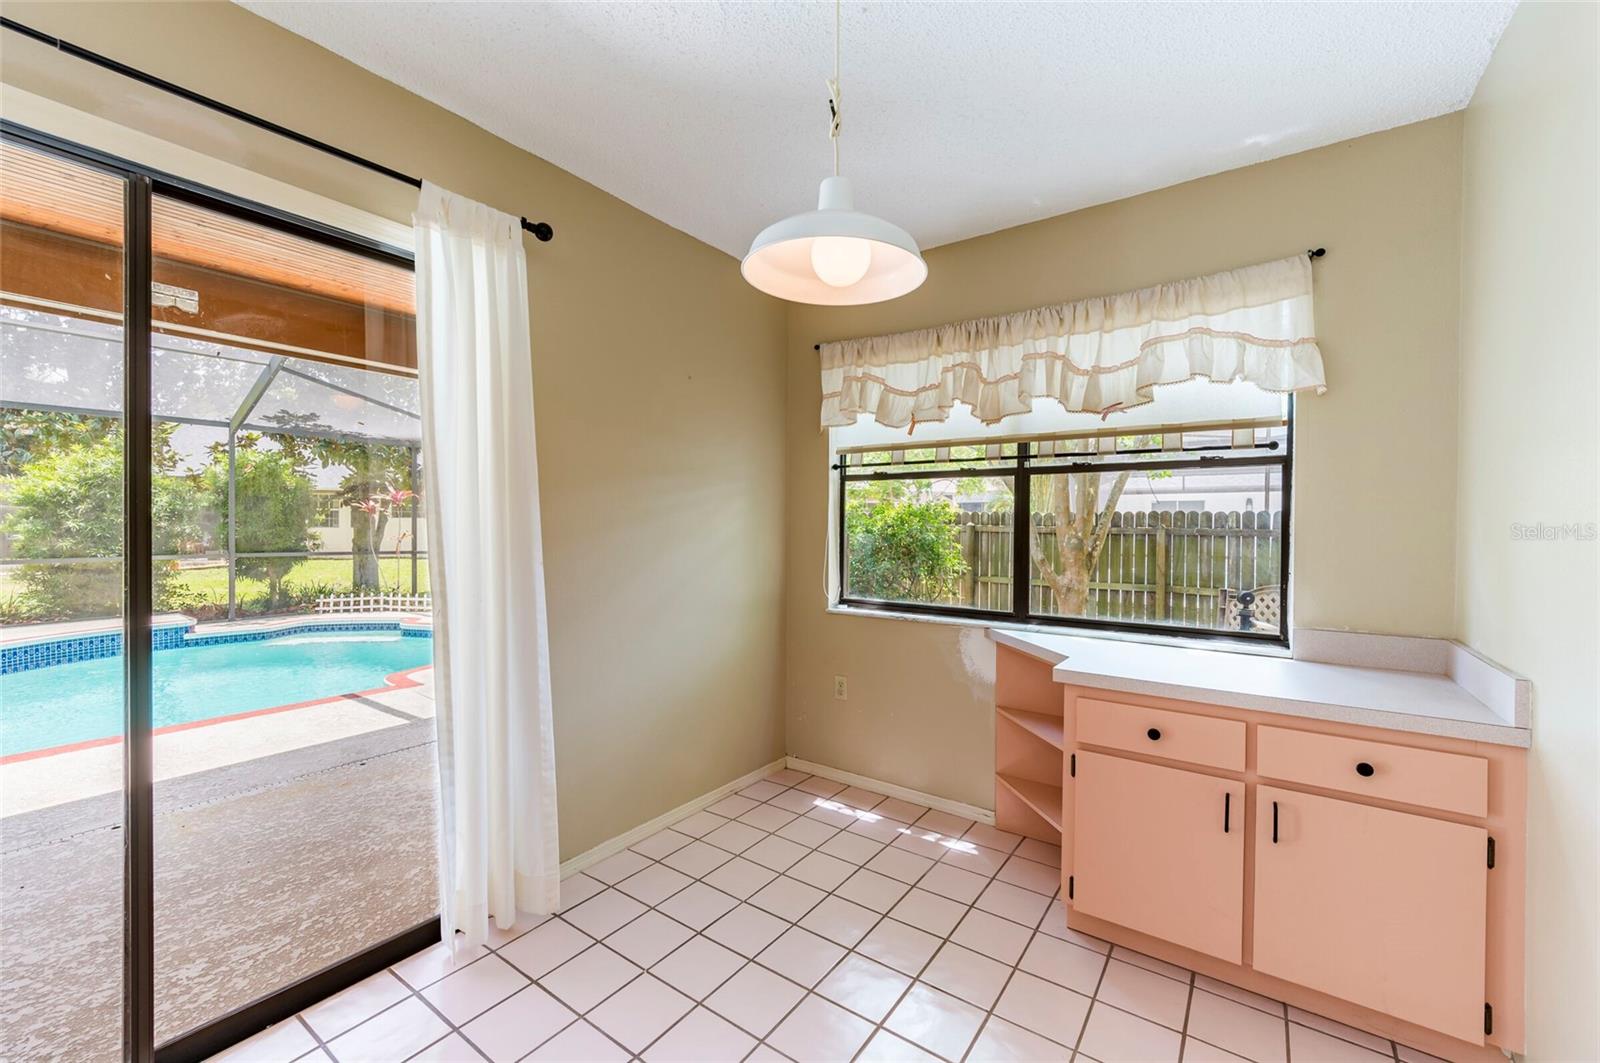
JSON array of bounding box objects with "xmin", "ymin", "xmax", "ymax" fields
[
  {"xmin": 998, "ymin": 705, "xmax": 1065, "ymax": 751},
  {"xmin": 997, "ymin": 773, "xmax": 1064, "ymax": 833}
]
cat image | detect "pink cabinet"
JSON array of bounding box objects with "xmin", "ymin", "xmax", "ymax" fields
[
  {"xmin": 1071, "ymin": 750, "xmax": 1244, "ymax": 964},
  {"xmin": 1253, "ymin": 785, "xmax": 1489, "ymax": 1045}
]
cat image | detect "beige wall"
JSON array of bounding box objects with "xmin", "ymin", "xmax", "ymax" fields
[
  {"xmin": 1456, "ymin": 3, "xmax": 1600, "ymax": 1059},
  {"xmin": 786, "ymin": 117, "xmax": 1466, "ymax": 808},
  {"xmin": 0, "ymin": 1, "xmax": 788, "ymax": 859}
]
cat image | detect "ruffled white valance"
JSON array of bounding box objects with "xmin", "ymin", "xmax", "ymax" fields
[{"xmin": 819, "ymin": 254, "xmax": 1326, "ymax": 428}]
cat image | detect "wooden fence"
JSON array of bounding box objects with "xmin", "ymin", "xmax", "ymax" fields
[{"xmin": 955, "ymin": 509, "xmax": 1282, "ymax": 629}]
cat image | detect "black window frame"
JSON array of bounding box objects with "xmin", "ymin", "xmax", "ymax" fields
[{"xmin": 835, "ymin": 401, "xmax": 1294, "ymax": 648}]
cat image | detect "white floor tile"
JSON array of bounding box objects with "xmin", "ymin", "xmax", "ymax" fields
[
  {"xmin": 1079, "ymin": 1000, "xmax": 1183, "ymax": 1062},
  {"xmin": 1196, "ymin": 973, "xmax": 1283, "ymax": 1016},
  {"xmin": 585, "ymin": 848, "xmax": 652, "ymax": 885},
  {"xmin": 538, "ymin": 945, "xmax": 641, "ymax": 1013},
  {"xmin": 914, "ymin": 810, "xmax": 974, "ymax": 837},
  {"xmin": 497, "ymin": 918, "xmax": 593, "ymax": 979},
  {"xmin": 974, "ymin": 879, "xmax": 1051, "ymax": 928},
  {"xmin": 834, "ymin": 786, "xmax": 888, "ymax": 811},
  {"xmin": 525, "ymin": 1021, "xmax": 630, "ymax": 1061},
  {"xmin": 1095, "ymin": 958, "xmax": 1190, "ymax": 1030},
  {"xmin": 650, "ymin": 935, "xmax": 746, "ymax": 1000},
  {"xmin": 704, "ymin": 963, "xmax": 806, "ymax": 1038},
  {"xmin": 605, "ymin": 910, "xmax": 694, "ymax": 967},
  {"xmin": 1186, "ymin": 988, "xmax": 1289, "ymax": 1063},
  {"xmin": 835, "ymin": 868, "xmax": 911, "ymax": 913},
  {"xmin": 888, "ymin": 888, "xmax": 967, "ymax": 937},
  {"xmin": 1015, "ymin": 837, "xmax": 1062, "ymax": 868},
  {"xmin": 743, "ymin": 834, "xmax": 811, "ymax": 873},
  {"xmin": 817, "ymin": 830, "xmax": 884, "ymax": 865},
  {"xmin": 992, "ymin": 970, "xmax": 1091, "ymax": 1048},
  {"xmin": 950, "ymin": 908, "xmax": 1033, "ymax": 966},
  {"xmin": 890, "ymin": 829, "xmax": 951, "ymax": 861},
  {"xmin": 996, "ymin": 853, "xmax": 1060, "ymax": 896},
  {"xmin": 420, "ymin": 954, "xmax": 530, "ymax": 1026},
  {"xmin": 755, "ymin": 926, "xmax": 846, "ymax": 988},
  {"xmin": 969, "ymin": 1014, "xmax": 1071, "ymax": 1062},
  {"xmin": 302, "ymin": 971, "xmax": 412, "ymax": 1040},
  {"xmin": 1288, "ymin": 1022, "xmax": 1393, "ymax": 1062},
  {"xmin": 703, "ymin": 820, "xmax": 768, "ymax": 855},
  {"xmin": 788, "ymin": 850, "xmax": 857, "ymax": 891},
  {"xmin": 630, "ymin": 828, "xmax": 694, "ymax": 861},
  {"xmin": 962, "ymin": 822, "xmax": 1022, "ymax": 854},
  {"xmin": 766, "ymin": 994, "xmax": 874, "ymax": 1062},
  {"xmin": 563, "ymin": 889, "xmax": 648, "ymax": 939},
  {"xmin": 586, "ymin": 974, "xmax": 694, "ymax": 1054},
  {"xmin": 1017, "ymin": 931, "xmax": 1106, "ymax": 995},
  {"xmin": 775, "ymin": 814, "xmax": 840, "ymax": 849},
  {"xmin": 764, "ymin": 769, "xmax": 809, "ymax": 787},
  {"xmin": 858, "ymin": 1028, "xmax": 942, "ymax": 1062},
  {"xmin": 558, "ymin": 874, "xmax": 606, "ymax": 911},
  {"xmin": 795, "ymin": 776, "xmax": 846, "ymax": 798},
  {"xmin": 657, "ymin": 881, "xmax": 739, "ymax": 930},
  {"xmin": 702, "ymin": 855, "xmax": 779, "ymax": 899},
  {"xmin": 916, "ymin": 863, "xmax": 989, "ymax": 905},
  {"xmin": 816, "ymin": 953, "xmax": 911, "ymax": 1023},
  {"xmin": 884, "ymin": 982, "xmax": 986, "ymax": 1061},
  {"xmin": 739, "ymin": 804, "xmax": 799, "ymax": 832},
  {"xmin": 749, "ymin": 875, "xmax": 826, "ymax": 922},
  {"xmin": 857, "ymin": 918, "xmax": 942, "ymax": 976},
  {"xmin": 326, "ymin": 998, "xmax": 450, "ymax": 1063},
  {"xmin": 866, "ymin": 845, "xmax": 936, "ymax": 885},
  {"xmin": 1289, "ymin": 1007, "xmax": 1395, "ymax": 1055},
  {"xmin": 211, "ymin": 1017, "xmax": 317, "ymax": 1061},
  {"xmin": 874, "ymin": 798, "xmax": 930, "ymax": 825},
  {"xmin": 920, "ymin": 942, "xmax": 1012, "ymax": 1009},
  {"xmin": 643, "ymin": 1006, "xmax": 756, "ymax": 1063},
  {"xmin": 615, "ymin": 862, "xmax": 694, "ymax": 906},
  {"xmin": 404, "ymin": 1031, "xmax": 481, "ymax": 1062},
  {"xmin": 704, "ymin": 903, "xmax": 789, "ymax": 957},
  {"xmin": 769, "ymin": 789, "xmax": 824, "ymax": 815},
  {"xmin": 663, "ymin": 840, "xmax": 736, "ymax": 878},
  {"xmin": 671, "ymin": 810, "xmax": 728, "ymax": 838},
  {"xmin": 739, "ymin": 780, "xmax": 789, "ymax": 802},
  {"xmin": 457, "ymin": 984, "xmax": 575, "ymax": 1063},
  {"xmin": 708, "ymin": 794, "xmax": 760, "ymax": 819},
  {"xmin": 797, "ymin": 894, "xmax": 882, "ymax": 948}
]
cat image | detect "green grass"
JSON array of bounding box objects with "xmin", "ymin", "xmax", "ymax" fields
[{"xmin": 169, "ymin": 557, "xmax": 429, "ymax": 600}]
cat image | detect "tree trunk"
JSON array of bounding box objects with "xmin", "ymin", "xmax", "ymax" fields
[{"xmin": 351, "ymin": 511, "xmax": 388, "ymax": 590}]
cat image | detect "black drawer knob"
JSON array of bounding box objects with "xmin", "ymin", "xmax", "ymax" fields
[
  {"xmin": 1356, "ymin": 761, "xmax": 1375, "ymax": 777},
  {"xmin": 1147, "ymin": 727, "xmax": 1162, "ymax": 741}
]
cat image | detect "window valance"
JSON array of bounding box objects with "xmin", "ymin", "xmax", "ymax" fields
[{"xmin": 818, "ymin": 254, "xmax": 1326, "ymax": 429}]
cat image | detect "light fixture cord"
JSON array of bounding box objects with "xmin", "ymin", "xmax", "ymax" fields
[{"xmin": 826, "ymin": 0, "xmax": 841, "ymax": 176}]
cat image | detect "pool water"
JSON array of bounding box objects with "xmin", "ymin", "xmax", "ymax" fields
[{"xmin": 0, "ymin": 632, "xmax": 432, "ymax": 757}]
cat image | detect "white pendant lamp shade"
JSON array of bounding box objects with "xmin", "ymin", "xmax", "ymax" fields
[{"xmin": 742, "ymin": 177, "xmax": 926, "ymax": 305}]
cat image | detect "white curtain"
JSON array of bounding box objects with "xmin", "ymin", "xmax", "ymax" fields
[
  {"xmin": 415, "ymin": 182, "xmax": 559, "ymax": 951},
  {"xmin": 820, "ymin": 255, "xmax": 1325, "ymax": 429}
]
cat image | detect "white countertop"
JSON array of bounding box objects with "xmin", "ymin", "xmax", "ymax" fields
[{"xmin": 989, "ymin": 628, "xmax": 1531, "ymax": 748}]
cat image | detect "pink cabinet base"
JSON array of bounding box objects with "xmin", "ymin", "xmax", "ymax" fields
[{"xmin": 992, "ymin": 647, "xmax": 1526, "ymax": 1063}]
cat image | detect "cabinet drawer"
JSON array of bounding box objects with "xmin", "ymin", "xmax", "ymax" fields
[
  {"xmin": 1077, "ymin": 697, "xmax": 1245, "ymax": 772},
  {"xmin": 1257, "ymin": 727, "xmax": 1488, "ymax": 817}
]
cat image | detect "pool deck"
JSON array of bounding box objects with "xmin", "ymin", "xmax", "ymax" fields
[
  {"xmin": 0, "ymin": 610, "xmax": 432, "ymax": 647},
  {"xmin": 0, "ymin": 612, "xmax": 436, "ymax": 815}
]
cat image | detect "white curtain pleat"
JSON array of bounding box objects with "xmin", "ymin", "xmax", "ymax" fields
[
  {"xmin": 415, "ymin": 182, "xmax": 559, "ymax": 952},
  {"xmin": 819, "ymin": 255, "xmax": 1325, "ymax": 429}
]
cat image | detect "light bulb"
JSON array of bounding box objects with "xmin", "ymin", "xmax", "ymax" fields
[{"xmin": 810, "ymin": 236, "xmax": 872, "ymax": 288}]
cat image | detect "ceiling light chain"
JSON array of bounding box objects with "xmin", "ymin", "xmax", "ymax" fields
[{"xmin": 827, "ymin": 0, "xmax": 842, "ymax": 177}]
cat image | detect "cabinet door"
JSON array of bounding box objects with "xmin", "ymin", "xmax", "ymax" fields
[
  {"xmin": 1254, "ymin": 786, "xmax": 1487, "ymax": 1044},
  {"xmin": 1072, "ymin": 750, "xmax": 1244, "ymax": 963}
]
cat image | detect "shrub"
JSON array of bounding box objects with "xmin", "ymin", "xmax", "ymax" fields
[
  {"xmin": 3, "ymin": 432, "xmax": 200, "ymax": 620},
  {"xmin": 846, "ymin": 495, "xmax": 968, "ymax": 603}
]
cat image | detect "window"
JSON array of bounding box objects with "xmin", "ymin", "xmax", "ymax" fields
[
  {"xmin": 314, "ymin": 494, "xmax": 344, "ymax": 528},
  {"xmin": 836, "ymin": 412, "xmax": 1290, "ymax": 643}
]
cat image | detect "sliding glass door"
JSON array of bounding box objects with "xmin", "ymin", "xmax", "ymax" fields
[
  {"xmin": 0, "ymin": 125, "xmax": 437, "ymax": 1060},
  {"xmin": 0, "ymin": 137, "xmax": 130, "ymax": 1063}
]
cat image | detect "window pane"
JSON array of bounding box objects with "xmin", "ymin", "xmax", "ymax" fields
[
  {"xmin": 0, "ymin": 139, "xmax": 127, "ymax": 1062},
  {"xmin": 844, "ymin": 476, "xmax": 1014, "ymax": 611},
  {"xmin": 1028, "ymin": 463, "xmax": 1284, "ymax": 634},
  {"xmin": 149, "ymin": 194, "xmax": 433, "ymax": 1043}
]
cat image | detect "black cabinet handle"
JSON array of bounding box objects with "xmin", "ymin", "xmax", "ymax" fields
[
  {"xmin": 1223, "ymin": 792, "xmax": 1231, "ymax": 834},
  {"xmin": 1271, "ymin": 800, "xmax": 1279, "ymax": 844},
  {"xmin": 1146, "ymin": 727, "xmax": 1161, "ymax": 741},
  {"xmin": 1356, "ymin": 761, "xmax": 1375, "ymax": 778}
]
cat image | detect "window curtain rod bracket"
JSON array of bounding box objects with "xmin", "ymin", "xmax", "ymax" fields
[
  {"xmin": 813, "ymin": 248, "xmax": 1327, "ymax": 351},
  {"xmin": 0, "ymin": 16, "xmax": 556, "ymax": 242}
]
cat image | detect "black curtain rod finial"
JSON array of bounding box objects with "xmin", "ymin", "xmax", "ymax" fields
[
  {"xmin": 1308, "ymin": 247, "xmax": 1326, "ymax": 259},
  {"xmin": 523, "ymin": 219, "xmax": 554, "ymax": 242}
]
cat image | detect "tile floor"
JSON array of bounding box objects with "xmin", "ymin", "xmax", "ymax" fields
[{"xmin": 213, "ymin": 769, "xmax": 1450, "ymax": 1063}]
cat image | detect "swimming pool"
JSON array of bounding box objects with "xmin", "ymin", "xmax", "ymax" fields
[{"xmin": 0, "ymin": 628, "xmax": 432, "ymax": 758}]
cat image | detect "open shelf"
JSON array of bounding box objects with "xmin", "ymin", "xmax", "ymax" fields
[
  {"xmin": 998, "ymin": 705, "xmax": 1064, "ymax": 751},
  {"xmin": 997, "ymin": 774, "xmax": 1063, "ymax": 833}
]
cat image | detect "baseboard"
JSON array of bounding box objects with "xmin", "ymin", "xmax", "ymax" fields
[
  {"xmin": 784, "ymin": 755, "xmax": 995, "ymax": 826},
  {"xmin": 559, "ymin": 756, "xmax": 788, "ymax": 877}
]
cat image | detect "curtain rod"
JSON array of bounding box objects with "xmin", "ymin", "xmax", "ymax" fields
[
  {"xmin": 812, "ymin": 247, "xmax": 1326, "ymax": 350},
  {"xmin": 0, "ymin": 16, "xmax": 555, "ymax": 242}
]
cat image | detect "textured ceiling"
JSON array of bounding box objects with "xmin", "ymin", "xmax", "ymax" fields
[{"xmin": 239, "ymin": 1, "xmax": 1514, "ymax": 257}]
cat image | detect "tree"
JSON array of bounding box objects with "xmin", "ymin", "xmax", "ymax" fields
[
  {"xmin": 3, "ymin": 430, "xmax": 201, "ymax": 619},
  {"xmin": 846, "ymin": 480, "xmax": 968, "ymax": 603},
  {"xmin": 203, "ymin": 442, "xmax": 318, "ymax": 609},
  {"xmin": 268, "ymin": 431, "xmax": 415, "ymax": 591},
  {"xmin": 1028, "ymin": 434, "xmax": 1161, "ymax": 615},
  {"xmin": 1027, "ymin": 470, "xmax": 1131, "ymax": 616}
]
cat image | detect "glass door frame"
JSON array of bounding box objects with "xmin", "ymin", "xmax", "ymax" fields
[{"xmin": 0, "ymin": 120, "xmax": 439, "ymax": 1063}]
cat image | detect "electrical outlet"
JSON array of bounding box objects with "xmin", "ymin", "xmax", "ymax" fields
[{"xmin": 833, "ymin": 675, "xmax": 848, "ymax": 700}]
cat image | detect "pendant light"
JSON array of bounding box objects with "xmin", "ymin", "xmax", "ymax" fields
[{"xmin": 741, "ymin": 0, "xmax": 927, "ymax": 305}]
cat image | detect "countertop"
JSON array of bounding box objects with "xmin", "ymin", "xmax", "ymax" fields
[{"xmin": 989, "ymin": 628, "xmax": 1531, "ymax": 748}]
